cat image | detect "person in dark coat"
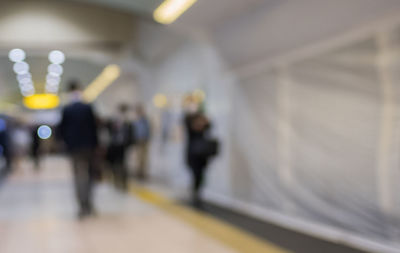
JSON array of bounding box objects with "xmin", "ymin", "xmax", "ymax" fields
[
  {"xmin": 107, "ymin": 104, "xmax": 133, "ymax": 191},
  {"xmin": 31, "ymin": 125, "xmax": 41, "ymax": 170},
  {"xmin": 59, "ymin": 80, "xmax": 98, "ymax": 218},
  {"xmin": 184, "ymin": 112, "xmax": 211, "ymax": 205}
]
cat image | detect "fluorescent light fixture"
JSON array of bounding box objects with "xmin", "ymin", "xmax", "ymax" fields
[
  {"xmin": 48, "ymin": 50, "xmax": 65, "ymax": 64},
  {"xmin": 9, "ymin": 49, "xmax": 26, "ymax": 62},
  {"xmin": 23, "ymin": 94, "xmax": 60, "ymax": 109},
  {"xmin": 83, "ymin": 64, "xmax": 121, "ymax": 102},
  {"xmin": 154, "ymin": 0, "xmax": 197, "ymax": 24}
]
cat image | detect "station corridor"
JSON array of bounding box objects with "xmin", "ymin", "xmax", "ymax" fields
[{"xmin": 2, "ymin": 0, "xmax": 400, "ymax": 252}]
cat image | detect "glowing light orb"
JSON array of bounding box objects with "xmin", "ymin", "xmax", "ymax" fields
[
  {"xmin": 48, "ymin": 50, "xmax": 65, "ymax": 64},
  {"xmin": 37, "ymin": 125, "xmax": 52, "ymax": 140},
  {"xmin": 13, "ymin": 62, "xmax": 29, "ymax": 74},
  {"xmin": 48, "ymin": 64, "xmax": 63, "ymax": 76},
  {"xmin": 8, "ymin": 49, "xmax": 26, "ymax": 62}
]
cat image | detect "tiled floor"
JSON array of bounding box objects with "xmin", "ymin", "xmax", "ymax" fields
[{"xmin": 0, "ymin": 156, "xmax": 237, "ymax": 253}]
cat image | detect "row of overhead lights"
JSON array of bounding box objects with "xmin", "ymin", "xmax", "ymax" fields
[
  {"xmin": 46, "ymin": 50, "xmax": 65, "ymax": 94},
  {"xmin": 8, "ymin": 49, "xmax": 120, "ymax": 109},
  {"xmin": 8, "ymin": 49, "xmax": 65, "ymax": 97},
  {"xmin": 9, "ymin": 48, "xmax": 35, "ymax": 97}
]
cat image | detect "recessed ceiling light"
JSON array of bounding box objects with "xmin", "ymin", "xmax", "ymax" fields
[
  {"xmin": 48, "ymin": 50, "xmax": 65, "ymax": 64},
  {"xmin": 48, "ymin": 64, "xmax": 63, "ymax": 76},
  {"xmin": 8, "ymin": 49, "xmax": 26, "ymax": 62},
  {"xmin": 13, "ymin": 62, "xmax": 29, "ymax": 74}
]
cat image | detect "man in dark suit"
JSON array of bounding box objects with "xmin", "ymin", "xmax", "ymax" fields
[{"xmin": 59, "ymin": 80, "xmax": 98, "ymax": 218}]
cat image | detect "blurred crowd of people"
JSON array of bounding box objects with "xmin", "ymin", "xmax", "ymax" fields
[{"xmin": 0, "ymin": 80, "xmax": 219, "ymax": 218}]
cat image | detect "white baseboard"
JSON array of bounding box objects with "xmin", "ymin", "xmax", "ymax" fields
[{"xmin": 203, "ymin": 190, "xmax": 400, "ymax": 253}]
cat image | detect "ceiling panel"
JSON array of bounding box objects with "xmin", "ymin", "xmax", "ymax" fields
[{"xmin": 65, "ymin": 0, "xmax": 164, "ymax": 15}]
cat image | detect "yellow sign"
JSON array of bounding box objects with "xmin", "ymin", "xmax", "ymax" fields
[{"xmin": 23, "ymin": 94, "xmax": 60, "ymax": 110}]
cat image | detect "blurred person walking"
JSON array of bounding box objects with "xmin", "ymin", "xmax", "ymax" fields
[
  {"xmin": 0, "ymin": 116, "xmax": 11, "ymax": 172},
  {"xmin": 133, "ymin": 104, "xmax": 151, "ymax": 180},
  {"xmin": 30, "ymin": 125, "xmax": 41, "ymax": 170},
  {"xmin": 59, "ymin": 81, "xmax": 98, "ymax": 218},
  {"xmin": 11, "ymin": 122, "xmax": 30, "ymax": 171},
  {"xmin": 107, "ymin": 104, "xmax": 134, "ymax": 191}
]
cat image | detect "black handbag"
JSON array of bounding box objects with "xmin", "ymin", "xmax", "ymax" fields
[{"xmin": 192, "ymin": 137, "xmax": 220, "ymax": 158}]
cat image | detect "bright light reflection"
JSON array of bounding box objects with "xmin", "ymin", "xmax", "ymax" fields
[
  {"xmin": 37, "ymin": 125, "xmax": 52, "ymax": 140},
  {"xmin": 8, "ymin": 49, "xmax": 26, "ymax": 62}
]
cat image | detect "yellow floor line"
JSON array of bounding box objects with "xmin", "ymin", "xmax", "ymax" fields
[{"xmin": 130, "ymin": 185, "xmax": 290, "ymax": 253}]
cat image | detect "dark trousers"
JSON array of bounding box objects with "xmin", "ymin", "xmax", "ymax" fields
[
  {"xmin": 108, "ymin": 145, "xmax": 127, "ymax": 190},
  {"xmin": 189, "ymin": 163, "xmax": 208, "ymax": 202},
  {"xmin": 71, "ymin": 149, "xmax": 94, "ymax": 213}
]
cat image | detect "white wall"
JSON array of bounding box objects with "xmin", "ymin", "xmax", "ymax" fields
[
  {"xmin": 212, "ymin": 0, "xmax": 400, "ymax": 70},
  {"xmin": 135, "ymin": 1, "xmax": 400, "ymax": 251}
]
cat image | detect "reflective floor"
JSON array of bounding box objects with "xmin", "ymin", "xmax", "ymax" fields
[
  {"xmin": 0, "ymin": 156, "xmax": 241, "ymax": 253},
  {"xmin": 0, "ymin": 156, "xmax": 370, "ymax": 253}
]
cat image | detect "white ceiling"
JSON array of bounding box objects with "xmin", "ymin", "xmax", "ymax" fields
[
  {"xmin": 65, "ymin": 0, "xmax": 268, "ymax": 30},
  {"xmin": 65, "ymin": 0, "xmax": 164, "ymax": 15},
  {"xmin": 173, "ymin": 0, "xmax": 267, "ymax": 30}
]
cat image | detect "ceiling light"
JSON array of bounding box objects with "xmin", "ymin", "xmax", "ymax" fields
[
  {"xmin": 48, "ymin": 50, "xmax": 65, "ymax": 64},
  {"xmin": 83, "ymin": 64, "xmax": 121, "ymax": 102},
  {"xmin": 154, "ymin": 0, "xmax": 197, "ymax": 24},
  {"xmin": 48, "ymin": 64, "xmax": 63, "ymax": 76},
  {"xmin": 21, "ymin": 89, "xmax": 35, "ymax": 97},
  {"xmin": 19, "ymin": 77, "xmax": 33, "ymax": 85},
  {"xmin": 17, "ymin": 73, "xmax": 31, "ymax": 82},
  {"xmin": 46, "ymin": 74, "xmax": 60, "ymax": 83},
  {"xmin": 13, "ymin": 62, "xmax": 29, "ymax": 74},
  {"xmin": 8, "ymin": 49, "xmax": 26, "ymax": 62}
]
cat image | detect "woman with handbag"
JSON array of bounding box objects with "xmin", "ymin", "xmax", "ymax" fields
[{"xmin": 184, "ymin": 112, "xmax": 218, "ymax": 205}]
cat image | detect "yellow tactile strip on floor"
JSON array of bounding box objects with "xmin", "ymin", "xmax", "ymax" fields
[{"xmin": 130, "ymin": 185, "xmax": 290, "ymax": 253}]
